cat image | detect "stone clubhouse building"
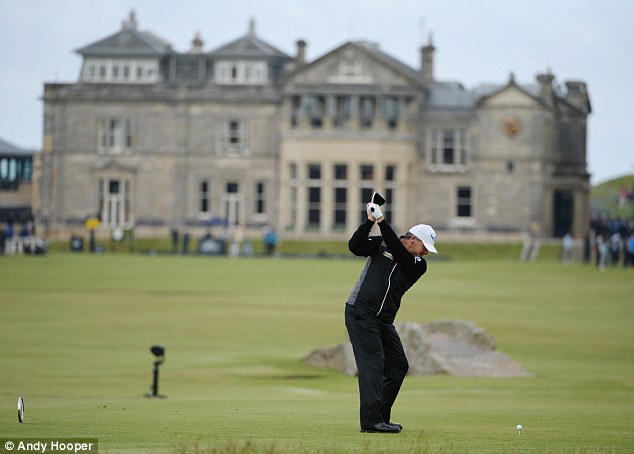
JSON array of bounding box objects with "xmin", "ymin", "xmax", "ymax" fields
[{"xmin": 37, "ymin": 12, "xmax": 591, "ymax": 242}]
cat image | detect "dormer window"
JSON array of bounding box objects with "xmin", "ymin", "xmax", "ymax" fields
[
  {"xmin": 215, "ymin": 60, "xmax": 267, "ymax": 85},
  {"xmin": 82, "ymin": 58, "xmax": 159, "ymax": 83}
]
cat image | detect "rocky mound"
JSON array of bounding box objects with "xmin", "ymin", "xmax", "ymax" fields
[{"xmin": 303, "ymin": 319, "xmax": 533, "ymax": 378}]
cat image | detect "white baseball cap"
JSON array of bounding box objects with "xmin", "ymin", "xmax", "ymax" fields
[{"xmin": 408, "ymin": 224, "xmax": 438, "ymax": 253}]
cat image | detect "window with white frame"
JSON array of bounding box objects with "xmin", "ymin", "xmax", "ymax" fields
[
  {"xmin": 216, "ymin": 119, "xmax": 250, "ymax": 155},
  {"xmin": 360, "ymin": 97, "xmax": 375, "ymax": 128},
  {"xmin": 97, "ymin": 177, "xmax": 132, "ymax": 226},
  {"xmin": 359, "ymin": 164, "xmax": 374, "ymax": 222},
  {"xmin": 456, "ymin": 186, "xmax": 472, "ymax": 218},
  {"xmin": 334, "ymin": 96, "xmax": 352, "ymax": 127},
  {"xmin": 98, "ymin": 118, "xmax": 133, "ymax": 154},
  {"xmin": 215, "ymin": 60, "xmax": 267, "ymax": 85},
  {"xmin": 199, "ymin": 180, "xmax": 211, "ymax": 215},
  {"xmin": 307, "ymin": 164, "xmax": 321, "ymax": 228},
  {"xmin": 383, "ymin": 97, "xmax": 399, "ymax": 129},
  {"xmin": 288, "ymin": 163, "xmax": 298, "ymax": 230},
  {"xmin": 428, "ymin": 128, "xmax": 468, "ymax": 171},
  {"xmin": 82, "ymin": 58, "xmax": 159, "ymax": 83},
  {"xmin": 333, "ymin": 164, "xmax": 348, "ymax": 229},
  {"xmin": 255, "ymin": 181, "xmax": 266, "ymax": 214},
  {"xmin": 223, "ymin": 181, "xmax": 242, "ymax": 226},
  {"xmin": 384, "ymin": 164, "xmax": 396, "ymax": 222}
]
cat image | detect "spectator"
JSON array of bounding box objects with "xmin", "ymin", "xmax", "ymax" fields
[
  {"xmin": 263, "ymin": 226, "xmax": 279, "ymax": 256},
  {"xmin": 625, "ymin": 233, "xmax": 634, "ymax": 269},
  {"xmin": 170, "ymin": 228, "xmax": 179, "ymax": 254},
  {"xmin": 562, "ymin": 232, "xmax": 574, "ymax": 265},
  {"xmin": 583, "ymin": 234, "xmax": 591, "ymax": 264},
  {"xmin": 4, "ymin": 222, "xmax": 15, "ymax": 255},
  {"xmin": 596, "ymin": 235, "xmax": 609, "ymax": 272},
  {"xmin": 229, "ymin": 224, "xmax": 243, "ymax": 257},
  {"xmin": 609, "ymin": 233, "xmax": 622, "ymax": 266}
]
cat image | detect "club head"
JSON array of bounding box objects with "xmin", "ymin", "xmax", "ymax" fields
[{"xmin": 372, "ymin": 192, "xmax": 386, "ymax": 206}]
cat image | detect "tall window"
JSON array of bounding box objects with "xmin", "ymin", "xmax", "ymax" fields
[
  {"xmin": 307, "ymin": 164, "xmax": 321, "ymax": 228},
  {"xmin": 255, "ymin": 182, "xmax": 266, "ymax": 214},
  {"xmin": 217, "ymin": 119, "xmax": 249, "ymax": 155},
  {"xmin": 360, "ymin": 97, "xmax": 375, "ymax": 128},
  {"xmin": 291, "ymin": 96, "xmax": 301, "ymax": 127},
  {"xmin": 428, "ymin": 128, "xmax": 468, "ymax": 171},
  {"xmin": 228, "ymin": 121, "xmax": 241, "ymax": 145},
  {"xmin": 457, "ymin": 186, "xmax": 472, "ymax": 218},
  {"xmin": 334, "ymin": 96, "xmax": 352, "ymax": 127},
  {"xmin": 0, "ymin": 157, "xmax": 32, "ymax": 188},
  {"xmin": 288, "ymin": 164, "xmax": 298, "ymax": 230},
  {"xmin": 98, "ymin": 118, "xmax": 133, "ymax": 154},
  {"xmin": 98, "ymin": 178, "xmax": 132, "ymax": 226},
  {"xmin": 333, "ymin": 164, "xmax": 348, "ymax": 229},
  {"xmin": 306, "ymin": 96, "xmax": 325, "ymax": 128},
  {"xmin": 360, "ymin": 164, "xmax": 374, "ymax": 181},
  {"xmin": 360, "ymin": 164, "xmax": 374, "ymax": 222},
  {"xmin": 383, "ymin": 97, "xmax": 399, "ymax": 129},
  {"xmin": 199, "ymin": 180, "xmax": 210, "ymax": 214},
  {"xmin": 384, "ymin": 165, "xmax": 396, "ymax": 222},
  {"xmin": 443, "ymin": 130, "xmax": 455, "ymax": 165},
  {"xmin": 223, "ymin": 181, "xmax": 241, "ymax": 225}
]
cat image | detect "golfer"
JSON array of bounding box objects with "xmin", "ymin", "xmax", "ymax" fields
[{"xmin": 345, "ymin": 201, "xmax": 437, "ymax": 433}]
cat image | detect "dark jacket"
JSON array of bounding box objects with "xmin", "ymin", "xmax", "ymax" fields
[{"xmin": 346, "ymin": 219, "xmax": 427, "ymax": 322}]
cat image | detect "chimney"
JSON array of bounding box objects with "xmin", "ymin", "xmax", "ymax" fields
[
  {"xmin": 565, "ymin": 81, "xmax": 591, "ymax": 114},
  {"xmin": 248, "ymin": 18, "xmax": 256, "ymax": 36},
  {"xmin": 122, "ymin": 9, "xmax": 138, "ymax": 30},
  {"xmin": 536, "ymin": 71, "xmax": 555, "ymax": 106},
  {"xmin": 420, "ymin": 33, "xmax": 435, "ymax": 83},
  {"xmin": 191, "ymin": 32, "xmax": 204, "ymax": 53},
  {"xmin": 296, "ymin": 39, "xmax": 307, "ymax": 67}
]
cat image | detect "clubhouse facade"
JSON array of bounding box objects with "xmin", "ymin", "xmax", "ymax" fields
[{"xmin": 37, "ymin": 12, "xmax": 592, "ymax": 241}]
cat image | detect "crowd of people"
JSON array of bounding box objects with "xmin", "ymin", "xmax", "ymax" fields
[
  {"xmin": 584, "ymin": 215, "xmax": 634, "ymax": 270},
  {"xmin": 1, "ymin": 215, "xmax": 46, "ymax": 255}
]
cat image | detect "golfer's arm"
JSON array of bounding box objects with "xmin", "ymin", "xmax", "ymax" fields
[
  {"xmin": 348, "ymin": 219, "xmax": 381, "ymax": 256},
  {"xmin": 377, "ymin": 220, "xmax": 426, "ymax": 280}
]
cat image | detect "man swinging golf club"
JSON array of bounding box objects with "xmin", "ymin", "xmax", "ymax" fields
[{"xmin": 345, "ymin": 192, "xmax": 437, "ymax": 433}]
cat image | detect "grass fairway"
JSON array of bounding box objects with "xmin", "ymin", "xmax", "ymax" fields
[{"xmin": 1, "ymin": 253, "xmax": 633, "ymax": 453}]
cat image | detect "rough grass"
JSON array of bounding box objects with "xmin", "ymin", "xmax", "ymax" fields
[{"xmin": 0, "ymin": 253, "xmax": 632, "ymax": 453}]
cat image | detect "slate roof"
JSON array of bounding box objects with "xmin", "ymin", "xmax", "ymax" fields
[
  {"xmin": 426, "ymin": 82, "xmax": 543, "ymax": 109},
  {"xmin": 75, "ymin": 26, "xmax": 172, "ymax": 57},
  {"xmin": 0, "ymin": 138, "xmax": 34, "ymax": 156},
  {"xmin": 355, "ymin": 41, "xmax": 424, "ymax": 86},
  {"xmin": 208, "ymin": 22, "xmax": 291, "ymax": 60}
]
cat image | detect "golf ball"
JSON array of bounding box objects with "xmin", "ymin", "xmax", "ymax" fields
[{"xmin": 516, "ymin": 424, "xmax": 523, "ymax": 431}]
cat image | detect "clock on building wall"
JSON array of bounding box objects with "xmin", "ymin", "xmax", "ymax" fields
[{"xmin": 502, "ymin": 115, "xmax": 521, "ymax": 138}]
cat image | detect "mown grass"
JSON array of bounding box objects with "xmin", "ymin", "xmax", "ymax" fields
[{"xmin": 0, "ymin": 253, "xmax": 632, "ymax": 453}]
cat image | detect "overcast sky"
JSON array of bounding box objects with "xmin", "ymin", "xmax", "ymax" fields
[{"xmin": 1, "ymin": 0, "xmax": 632, "ymax": 184}]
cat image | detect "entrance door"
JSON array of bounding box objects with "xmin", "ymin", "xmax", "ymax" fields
[
  {"xmin": 223, "ymin": 181, "xmax": 242, "ymax": 226},
  {"xmin": 553, "ymin": 191, "xmax": 574, "ymax": 237}
]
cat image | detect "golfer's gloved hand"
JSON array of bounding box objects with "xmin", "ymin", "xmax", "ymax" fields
[{"xmin": 368, "ymin": 203, "xmax": 383, "ymax": 220}]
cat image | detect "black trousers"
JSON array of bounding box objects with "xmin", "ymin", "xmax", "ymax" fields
[{"xmin": 345, "ymin": 304, "xmax": 409, "ymax": 429}]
